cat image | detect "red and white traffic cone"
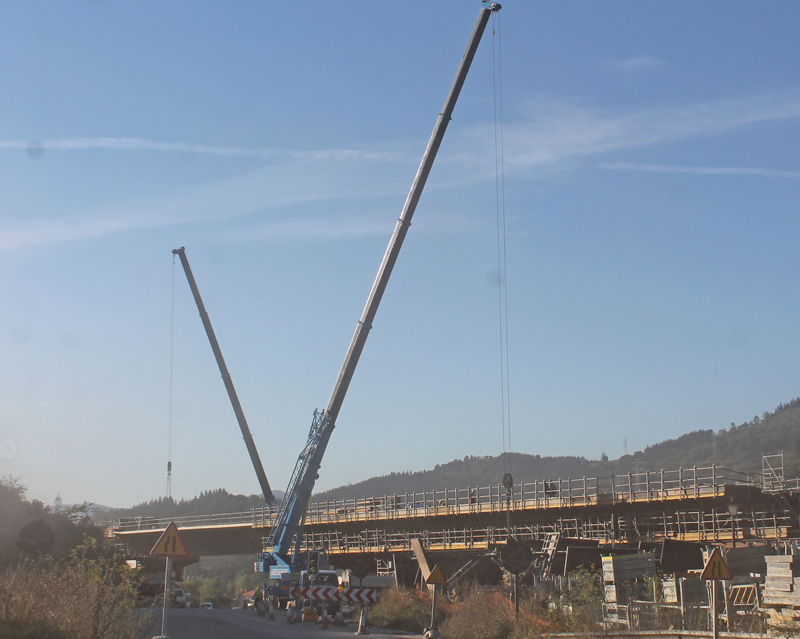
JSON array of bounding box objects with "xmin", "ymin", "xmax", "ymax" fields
[
  {"xmin": 321, "ymin": 611, "xmax": 330, "ymax": 629},
  {"xmin": 355, "ymin": 606, "xmax": 369, "ymax": 635}
]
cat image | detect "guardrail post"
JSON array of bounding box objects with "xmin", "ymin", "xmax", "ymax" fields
[
  {"xmin": 611, "ymin": 474, "xmax": 616, "ymax": 505},
  {"xmin": 713, "ymin": 464, "xmax": 718, "ymax": 496}
]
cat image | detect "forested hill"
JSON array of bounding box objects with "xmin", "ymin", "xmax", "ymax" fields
[
  {"xmin": 104, "ymin": 397, "xmax": 800, "ymax": 514},
  {"xmin": 312, "ymin": 397, "xmax": 800, "ymax": 502},
  {"xmin": 631, "ymin": 398, "xmax": 800, "ymax": 473},
  {"xmin": 103, "ymin": 488, "xmax": 272, "ymax": 520}
]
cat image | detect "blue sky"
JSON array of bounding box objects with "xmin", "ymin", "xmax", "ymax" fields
[{"xmin": 2, "ymin": 1, "xmax": 799, "ymax": 508}]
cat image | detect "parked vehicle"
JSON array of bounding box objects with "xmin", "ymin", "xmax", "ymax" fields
[
  {"xmin": 272, "ymin": 568, "xmax": 341, "ymax": 612},
  {"xmin": 171, "ymin": 587, "xmax": 191, "ymax": 608}
]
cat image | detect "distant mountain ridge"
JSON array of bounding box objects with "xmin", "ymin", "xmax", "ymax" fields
[
  {"xmin": 314, "ymin": 397, "xmax": 800, "ymax": 502},
  {"xmin": 106, "ymin": 397, "xmax": 800, "ymax": 515},
  {"xmin": 103, "ymin": 488, "xmax": 282, "ymax": 521}
]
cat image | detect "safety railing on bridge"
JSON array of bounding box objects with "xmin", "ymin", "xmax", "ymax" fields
[
  {"xmin": 106, "ymin": 462, "xmax": 792, "ymax": 534},
  {"xmin": 109, "ymin": 508, "xmax": 277, "ymax": 532},
  {"xmin": 304, "ymin": 464, "xmax": 760, "ymax": 525},
  {"xmin": 299, "ymin": 504, "xmax": 796, "ymax": 554}
]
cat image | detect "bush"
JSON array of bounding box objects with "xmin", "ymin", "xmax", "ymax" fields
[
  {"xmin": 369, "ymin": 587, "xmax": 433, "ymax": 634},
  {"xmin": 537, "ymin": 568, "xmax": 603, "ymax": 634},
  {"xmin": 369, "ymin": 572, "xmax": 603, "ymax": 639},
  {"xmin": 442, "ymin": 590, "xmax": 517, "ymax": 639},
  {"xmin": 0, "ymin": 539, "xmax": 149, "ymax": 639}
]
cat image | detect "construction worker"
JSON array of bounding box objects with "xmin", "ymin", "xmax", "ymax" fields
[{"xmin": 254, "ymin": 586, "xmax": 263, "ymax": 611}]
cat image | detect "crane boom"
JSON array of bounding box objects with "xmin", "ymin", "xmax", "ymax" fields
[
  {"xmin": 265, "ymin": 1, "xmax": 501, "ymax": 565},
  {"xmin": 172, "ymin": 246, "xmax": 277, "ymax": 507}
]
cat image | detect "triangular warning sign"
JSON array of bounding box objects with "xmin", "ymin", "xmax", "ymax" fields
[
  {"xmin": 700, "ymin": 547, "xmax": 732, "ymax": 581},
  {"xmin": 426, "ymin": 564, "xmax": 447, "ymax": 586},
  {"xmin": 150, "ymin": 522, "xmax": 191, "ymax": 558}
]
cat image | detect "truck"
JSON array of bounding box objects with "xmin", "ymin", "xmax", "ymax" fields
[{"xmin": 272, "ymin": 567, "xmax": 340, "ymax": 613}]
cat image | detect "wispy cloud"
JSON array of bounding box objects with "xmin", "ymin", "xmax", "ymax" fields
[
  {"xmin": 0, "ymin": 137, "xmax": 276, "ymax": 157},
  {"xmin": 229, "ymin": 216, "xmax": 394, "ymax": 243},
  {"xmin": 2, "ymin": 90, "xmax": 800, "ymax": 251},
  {"xmin": 0, "ymin": 136, "xmax": 406, "ymax": 163},
  {"xmin": 446, "ymin": 90, "xmax": 800, "ymax": 173},
  {"xmin": 0, "ymin": 151, "xmax": 416, "ymax": 252},
  {"xmin": 599, "ymin": 162, "xmax": 800, "ymax": 179}
]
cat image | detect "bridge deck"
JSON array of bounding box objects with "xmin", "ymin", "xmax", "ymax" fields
[
  {"xmin": 108, "ymin": 464, "xmax": 793, "ymax": 532},
  {"xmin": 108, "ymin": 464, "xmax": 800, "ymax": 557}
]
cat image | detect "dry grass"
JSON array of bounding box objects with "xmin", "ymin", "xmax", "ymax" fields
[
  {"xmin": 0, "ymin": 541, "xmax": 149, "ymax": 639},
  {"xmin": 371, "ymin": 575, "xmax": 604, "ymax": 639},
  {"xmin": 369, "ymin": 586, "xmax": 437, "ymax": 634},
  {"xmin": 442, "ymin": 590, "xmax": 518, "ymax": 639}
]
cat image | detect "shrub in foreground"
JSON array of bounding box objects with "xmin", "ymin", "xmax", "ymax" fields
[
  {"xmin": 441, "ymin": 590, "xmax": 517, "ymax": 639},
  {"xmin": 370, "ymin": 572, "xmax": 602, "ymax": 639},
  {"xmin": 369, "ymin": 586, "xmax": 434, "ymax": 634},
  {"xmin": 0, "ymin": 539, "xmax": 148, "ymax": 639}
]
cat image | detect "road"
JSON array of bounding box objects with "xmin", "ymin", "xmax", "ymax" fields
[{"xmin": 145, "ymin": 608, "xmax": 423, "ymax": 639}]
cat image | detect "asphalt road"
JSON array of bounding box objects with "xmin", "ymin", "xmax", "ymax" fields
[{"xmin": 145, "ymin": 607, "xmax": 423, "ymax": 639}]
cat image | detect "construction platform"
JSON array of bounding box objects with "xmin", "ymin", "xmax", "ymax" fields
[{"xmin": 109, "ymin": 462, "xmax": 800, "ymax": 559}]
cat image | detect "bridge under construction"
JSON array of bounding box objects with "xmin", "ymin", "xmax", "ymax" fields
[{"xmin": 111, "ymin": 461, "xmax": 800, "ymax": 579}]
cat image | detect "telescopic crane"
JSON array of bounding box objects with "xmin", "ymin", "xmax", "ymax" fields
[
  {"xmin": 263, "ymin": 0, "xmax": 501, "ymax": 570},
  {"xmin": 172, "ymin": 246, "xmax": 277, "ymax": 507}
]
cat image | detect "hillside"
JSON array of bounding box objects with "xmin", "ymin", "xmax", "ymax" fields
[
  {"xmin": 103, "ymin": 488, "xmax": 271, "ymax": 521},
  {"xmin": 312, "ymin": 397, "xmax": 800, "ymax": 501},
  {"xmin": 103, "ymin": 397, "xmax": 800, "ymax": 514}
]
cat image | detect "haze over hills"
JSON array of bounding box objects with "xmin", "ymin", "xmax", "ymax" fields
[{"xmin": 103, "ymin": 397, "xmax": 800, "ymax": 518}]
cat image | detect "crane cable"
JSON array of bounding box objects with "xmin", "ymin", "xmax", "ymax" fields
[
  {"xmin": 491, "ymin": 10, "xmax": 512, "ymax": 476},
  {"xmin": 166, "ymin": 254, "xmax": 177, "ymax": 500}
]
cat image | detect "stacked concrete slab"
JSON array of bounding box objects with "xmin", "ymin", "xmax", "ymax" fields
[
  {"xmin": 762, "ymin": 554, "xmax": 800, "ymax": 633},
  {"xmin": 602, "ymin": 553, "xmax": 656, "ymax": 625},
  {"xmin": 763, "ymin": 555, "xmax": 800, "ymax": 607}
]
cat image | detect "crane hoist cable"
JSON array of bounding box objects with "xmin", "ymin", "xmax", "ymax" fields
[
  {"xmin": 166, "ymin": 253, "xmax": 177, "ymax": 500},
  {"xmin": 491, "ymin": 8, "xmax": 512, "ymax": 477}
]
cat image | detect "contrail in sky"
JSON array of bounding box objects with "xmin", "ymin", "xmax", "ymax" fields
[
  {"xmin": 0, "ymin": 137, "xmax": 404, "ymax": 163},
  {"xmin": 599, "ymin": 162, "xmax": 800, "ymax": 179},
  {"xmin": 2, "ymin": 89, "xmax": 800, "ymax": 251}
]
